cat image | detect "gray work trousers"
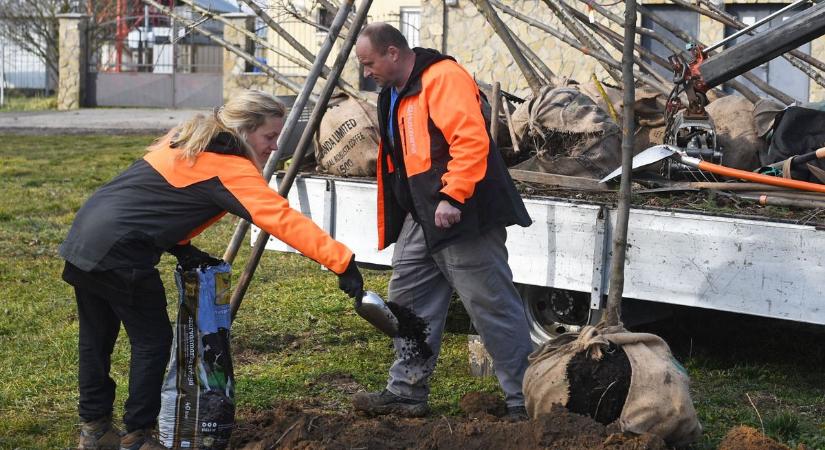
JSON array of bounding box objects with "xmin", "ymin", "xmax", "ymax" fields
[{"xmin": 386, "ymin": 214, "xmax": 533, "ymax": 407}]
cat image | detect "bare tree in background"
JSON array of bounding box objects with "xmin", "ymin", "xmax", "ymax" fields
[{"xmin": 0, "ymin": 0, "xmax": 123, "ymax": 91}]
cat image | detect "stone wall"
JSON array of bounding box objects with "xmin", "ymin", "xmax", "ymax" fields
[
  {"xmin": 57, "ymin": 14, "xmax": 88, "ymax": 110},
  {"xmin": 419, "ymin": 0, "xmax": 825, "ymax": 102}
]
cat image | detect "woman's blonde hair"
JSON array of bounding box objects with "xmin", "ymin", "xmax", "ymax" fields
[{"xmin": 149, "ymin": 89, "xmax": 286, "ymax": 169}]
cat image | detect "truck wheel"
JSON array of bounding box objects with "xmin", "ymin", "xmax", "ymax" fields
[{"xmin": 517, "ymin": 283, "xmax": 600, "ymax": 346}]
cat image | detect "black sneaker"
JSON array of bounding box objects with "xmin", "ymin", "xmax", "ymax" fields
[
  {"xmin": 505, "ymin": 405, "xmax": 529, "ymax": 421},
  {"xmin": 352, "ymin": 389, "xmax": 429, "ymax": 417}
]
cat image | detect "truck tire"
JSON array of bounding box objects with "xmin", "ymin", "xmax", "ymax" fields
[{"xmin": 517, "ymin": 283, "xmax": 601, "ymax": 346}]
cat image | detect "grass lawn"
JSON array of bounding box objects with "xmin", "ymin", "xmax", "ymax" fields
[
  {"xmin": 0, "ymin": 93, "xmax": 57, "ymax": 112},
  {"xmin": 0, "ymin": 133, "xmax": 822, "ymax": 449}
]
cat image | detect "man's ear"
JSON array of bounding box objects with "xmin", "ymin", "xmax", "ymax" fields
[{"xmin": 387, "ymin": 45, "xmax": 400, "ymax": 62}]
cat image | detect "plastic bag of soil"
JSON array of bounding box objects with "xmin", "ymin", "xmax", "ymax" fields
[
  {"xmin": 314, "ymin": 93, "xmax": 379, "ymax": 177},
  {"xmin": 158, "ymin": 262, "xmax": 235, "ymax": 449},
  {"xmin": 510, "ymin": 86, "xmax": 621, "ymax": 179},
  {"xmin": 523, "ymin": 325, "xmax": 702, "ymax": 447}
]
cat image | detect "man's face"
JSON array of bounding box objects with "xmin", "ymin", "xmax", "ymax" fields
[{"xmin": 356, "ymin": 38, "xmax": 398, "ymax": 88}]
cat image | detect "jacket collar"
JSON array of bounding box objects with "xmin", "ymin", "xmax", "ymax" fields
[
  {"xmin": 388, "ymin": 48, "xmax": 454, "ymax": 98},
  {"xmin": 204, "ymin": 132, "xmax": 246, "ymax": 156}
]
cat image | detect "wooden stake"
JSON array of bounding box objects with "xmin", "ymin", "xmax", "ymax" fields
[
  {"xmin": 490, "ymin": 82, "xmax": 501, "ymax": 145},
  {"xmin": 473, "ymin": 0, "xmax": 543, "ymax": 96},
  {"xmin": 604, "ymin": 0, "xmax": 637, "ymax": 328}
]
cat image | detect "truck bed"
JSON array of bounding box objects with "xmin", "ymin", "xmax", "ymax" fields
[{"xmin": 255, "ymin": 173, "xmax": 825, "ymax": 327}]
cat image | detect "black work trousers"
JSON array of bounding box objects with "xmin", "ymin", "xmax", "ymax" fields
[{"xmin": 66, "ymin": 262, "xmax": 172, "ymax": 432}]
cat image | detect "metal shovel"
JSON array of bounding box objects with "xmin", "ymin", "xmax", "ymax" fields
[
  {"xmin": 355, "ymin": 291, "xmax": 399, "ymax": 338},
  {"xmin": 601, "ymin": 145, "xmax": 825, "ymax": 193},
  {"xmin": 600, "ymin": 145, "xmax": 679, "ymax": 183}
]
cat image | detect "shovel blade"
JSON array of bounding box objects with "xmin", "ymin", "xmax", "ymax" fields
[
  {"xmin": 355, "ymin": 291, "xmax": 399, "ymax": 337},
  {"xmin": 600, "ymin": 145, "xmax": 678, "ymax": 183}
]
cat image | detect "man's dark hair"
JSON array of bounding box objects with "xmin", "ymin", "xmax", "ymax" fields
[{"xmin": 360, "ymin": 22, "xmax": 409, "ymax": 55}]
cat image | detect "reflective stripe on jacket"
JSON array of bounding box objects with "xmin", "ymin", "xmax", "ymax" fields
[
  {"xmin": 376, "ymin": 48, "xmax": 531, "ymax": 251},
  {"xmin": 60, "ymin": 133, "xmax": 353, "ymax": 274}
]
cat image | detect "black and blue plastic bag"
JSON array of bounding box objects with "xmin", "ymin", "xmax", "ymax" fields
[{"xmin": 159, "ymin": 262, "xmax": 234, "ymax": 449}]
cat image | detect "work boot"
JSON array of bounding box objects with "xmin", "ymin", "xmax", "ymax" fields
[
  {"xmin": 505, "ymin": 405, "xmax": 529, "ymax": 422},
  {"xmin": 78, "ymin": 416, "xmax": 122, "ymax": 450},
  {"xmin": 352, "ymin": 389, "xmax": 429, "ymax": 417},
  {"xmin": 119, "ymin": 429, "xmax": 168, "ymax": 450}
]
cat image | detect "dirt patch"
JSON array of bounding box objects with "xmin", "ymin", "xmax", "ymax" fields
[
  {"xmin": 717, "ymin": 425, "xmax": 791, "ymax": 450},
  {"xmin": 230, "ymin": 401, "xmax": 668, "ymax": 450},
  {"xmin": 458, "ymin": 392, "xmax": 506, "ymax": 419},
  {"xmin": 566, "ymin": 345, "xmax": 631, "ymax": 425},
  {"xmin": 306, "ymin": 372, "xmax": 364, "ymax": 396}
]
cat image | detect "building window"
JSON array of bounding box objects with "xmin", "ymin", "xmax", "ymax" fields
[
  {"xmin": 318, "ymin": 6, "xmax": 334, "ymax": 29},
  {"xmin": 400, "ymin": 7, "xmax": 420, "ymax": 47}
]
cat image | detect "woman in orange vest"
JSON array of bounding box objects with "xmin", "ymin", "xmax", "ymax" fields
[{"xmin": 60, "ymin": 90, "xmax": 363, "ymax": 449}]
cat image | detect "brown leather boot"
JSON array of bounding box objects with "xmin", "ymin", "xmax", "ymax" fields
[
  {"xmin": 119, "ymin": 429, "xmax": 168, "ymax": 450},
  {"xmin": 78, "ymin": 416, "xmax": 122, "ymax": 450}
]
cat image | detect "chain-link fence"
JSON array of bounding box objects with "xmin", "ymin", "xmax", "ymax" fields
[
  {"xmin": 87, "ymin": 13, "xmax": 223, "ymax": 75},
  {"xmin": 0, "ymin": 35, "xmax": 51, "ymax": 100}
]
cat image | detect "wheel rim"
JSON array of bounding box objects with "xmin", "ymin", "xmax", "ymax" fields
[{"xmin": 518, "ymin": 284, "xmax": 593, "ymax": 345}]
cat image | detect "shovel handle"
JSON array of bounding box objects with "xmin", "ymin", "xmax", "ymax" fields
[
  {"xmin": 695, "ymin": 160, "xmax": 825, "ymax": 193},
  {"xmin": 791, "ymin": 146, "xmax": 825, "ymax": 166}
]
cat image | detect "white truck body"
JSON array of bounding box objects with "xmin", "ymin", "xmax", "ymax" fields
[{"xmin": 254, "ymin": 174, "xmax": 825, "ymax": 341}]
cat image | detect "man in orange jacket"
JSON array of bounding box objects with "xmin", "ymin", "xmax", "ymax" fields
[{"xmin": 352, "ymin": 23, "xmax": 533, "ymax": 420}]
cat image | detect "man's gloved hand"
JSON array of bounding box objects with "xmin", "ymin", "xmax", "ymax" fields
[
  {"xmin": 168, "ymin": 243, "xmax": 223, "ymax": 271},
  {"xmin": 337, "ymin": 255, "xmax": 364, "ymax": 300}
]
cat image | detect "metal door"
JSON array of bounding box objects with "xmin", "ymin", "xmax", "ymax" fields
[
  {"xmin": 724, "ymin": 4, "xmax": 810, "ymax": 103},
  {"xmin": 85, "ymin": 14, "xmax": 223, "ymax": 108},
  {"xmin": 641, "ymin": 5, "xmax": 700, "ymax": 77}
]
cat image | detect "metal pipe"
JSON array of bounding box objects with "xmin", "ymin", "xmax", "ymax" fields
[
  {"xmin": 604, "ymin": 0, "xmax": 637, "ymax": 328},
  {"xmin": 222, "ymin": 0, "xmax": 355, "ymax": 264},
  {"xmin": 692, "ymin": 0, "xmax": 825, "ymax": 92},
  {"xmin": 705, "ymin": 0, "xmax": 808, "ymax": 53},
  {"xmin": 637, "ymin": 3, "xmax": 795, "ymax": 105},
  {"xmin": 699, "ymin": 0, "xmax": 825, "ymax": 74},
  {"xmin": 230, "ymin": 0, "xmax": 374, "ymax": 320}
]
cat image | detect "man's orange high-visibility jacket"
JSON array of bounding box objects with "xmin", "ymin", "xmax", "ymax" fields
[
  {"xmin": 60, "ymin": 132, "xmax": 352, "ymax": 274},
  {"xmin": 376, "ymin": 48, "xmax": 531, "ymax": 251}
]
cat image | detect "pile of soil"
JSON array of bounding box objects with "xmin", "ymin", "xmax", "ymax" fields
[
  {"xmin": 230, "ymin": 399, "xmax": 667, "ymax": 450},
  {"xmin": 717, "ymin": 426, "xmax": 791, "ymax": 450},
  {"xmin": 566, "ymin": 345, "xmax": 632, "ymax": 425}
]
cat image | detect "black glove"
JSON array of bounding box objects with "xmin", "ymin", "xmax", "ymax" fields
[
  {"xmin": 337, "ymin": 256, "xmax": 364, "ymax": 300},
  {"xmin": 168, "ymin": 243, "xmax": 223, "ymax": 271}
]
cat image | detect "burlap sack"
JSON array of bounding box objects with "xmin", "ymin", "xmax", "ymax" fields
[
  {"xmin": 524, "ymin": 325, "xmax": 702, "ymax": 447},
  {"xmin": 510, "ymin": 86, "xmax": 621, "ymax": 178},
  {"xmin": 314, "ymin": 93, "xmax": 379, "ymax": 177},
  {"xmin": 705, "ymin": 95, "xmax": 763, "ymax": 171}
]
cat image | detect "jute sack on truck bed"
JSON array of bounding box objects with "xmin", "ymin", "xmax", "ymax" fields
[
  {"xmin": 705, "ymin": 95, "xmax": 763, "ymax": 171},
  {"xmin": 314, "ymin": 93, "xmax": 379, "ymax": 177},
  {"xmin": 524, "ymin": 325, "xmax": 702, "ymax": 447},
  {"xmin": 510, "ymin": 86, "xmax": 621, "ymax": 179}
]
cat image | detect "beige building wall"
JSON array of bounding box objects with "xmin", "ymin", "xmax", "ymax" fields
[
  {"xmin": 262, "ymin": 0, "xmax": 421, "ymax": 91},
  {"xmin": 417, "ymin": 0, "xmax": 825, "ymax": 102}
]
